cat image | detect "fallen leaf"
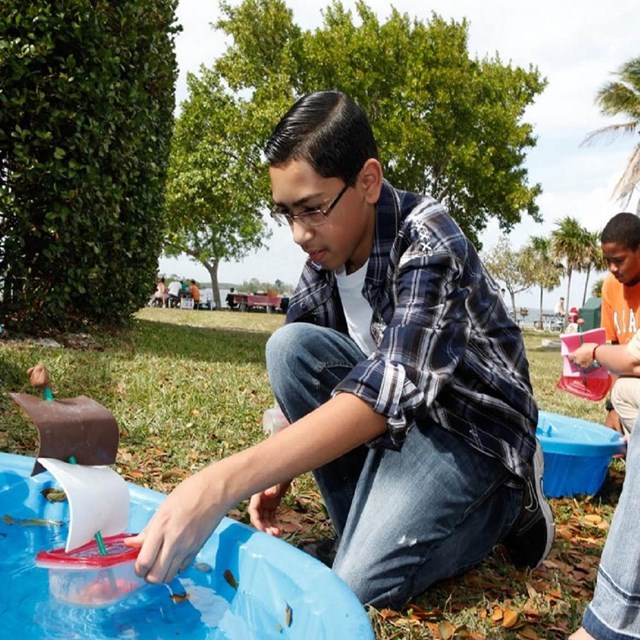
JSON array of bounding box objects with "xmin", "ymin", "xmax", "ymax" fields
[
  {"xmin": 377, "ymin": 609, "xmax": 400, "ymax": 621},
  {"xmin": 41, "ymin": 488, "xmax": 67, "ymax": 503},
  {"xmin": 3, "ymin": 514, "xmax": 63, "ymax": 527},
  {"xmin": 223, "ymin": 569, "xmax": 238, "ymax": 589},
  {"xmin": 502, "ymin": 608, "xmax": 519, "ymax": 628},
  {"xmin": 490, "ymin": 606, "xmax": 503, "ymax": 622},
  {"xmin": 438, "ymin": 620, "xmax": 456, "ymax": 639},
  {"xmin": 407, "ymin": 603, "xmax": 442, "ymax": 621},
  {"xmin": 170, "ymin": 591, "xmax": 191, "ymax": 603}
]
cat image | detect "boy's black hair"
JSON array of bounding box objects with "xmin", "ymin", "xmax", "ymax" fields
[
  {"xmin": 601, "ymin": 212, "xmax": 640, "ymax": 250},
  {"xmin": 263, "ymin": 90, "xmax": 378, "ymax": 186}
]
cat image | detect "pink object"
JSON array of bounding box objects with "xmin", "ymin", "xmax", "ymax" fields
[
  {"xmin": 557, "ymin": 328, "xmax": 612, "ymax": 401},
  {"xmin": 559, "ymin": 328, "xmax": 608, "ymax": 378}
]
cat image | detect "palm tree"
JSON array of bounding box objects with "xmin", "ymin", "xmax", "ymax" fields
[
  {"xmin": 523, "ymin": 236, "xmax": 563, "ymax": 327},
  {"xmin": 580, "ymin": 230, "xmax": 607, "ymax": 306},
  {"xmin": 551, "ymin": 217, "xmax": 592, "ymax": 313},
  {"xmin": 582, "ymin": 57, "xmax": 640, "ymax": 209}
]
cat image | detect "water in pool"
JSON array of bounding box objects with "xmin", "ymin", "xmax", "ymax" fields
[{"xmin": 1, "ymin": 491, "xmax": 288, "ymax": 639}]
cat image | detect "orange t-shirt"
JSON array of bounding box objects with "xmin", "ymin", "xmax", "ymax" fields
[
  {"xmin": 190, "ymin": 284, "xmax": 200, "ymax": 302},
  {"xmin": 601, "ymin": 273, "xmax": 640, "ymax": 344}
]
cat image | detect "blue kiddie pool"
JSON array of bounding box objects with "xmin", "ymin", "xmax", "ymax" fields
[
  {"xmin": 0, "ymin": 452, "xmax": 374, "ymax": 640},
  {"xmin": 536, "ymin": 411, "xmax": 627, "ymax": 498}
]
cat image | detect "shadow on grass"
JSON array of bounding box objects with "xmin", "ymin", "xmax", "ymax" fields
[{"xmin": 121, "ymin": 319, "xmax": 271, "ymax": 366}]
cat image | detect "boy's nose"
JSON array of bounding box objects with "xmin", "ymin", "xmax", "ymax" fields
[{"xmin": 291, "ymin": 221, "xmax": 314, "ymax": 245}]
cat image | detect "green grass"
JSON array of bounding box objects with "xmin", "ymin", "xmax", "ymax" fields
[{"xmin": 0, "ymin": 310, "xmax": 621, "ymax": 639}]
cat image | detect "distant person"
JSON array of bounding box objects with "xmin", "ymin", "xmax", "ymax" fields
[
  {"xmin": 190, "ymin": 280, "xmax": 200, "ymax": 308},
  {"xmin": 564, "ymin": 307, "xmax": 584, "ymax": 334},
  {"xmin": 600, "ymin": 212, "xmax": 640, "ymax": 432},
  {"xmin": 151, "ymin": 277, "xmax": 167, "ymax": 308},
  {"xmin": 554, "ymin": 296, "xmax": 565, "ymax": 317},
  {"xmin": 127, "ymin": 90, "xmax": 552, "ymax": 609},
  {"xmin": 167, "ymin": 279, "xmax": 181, "ymax": 308},
  {"xmin": 226, "ymin": 287, "xmax": 238, "ymax": 310}
]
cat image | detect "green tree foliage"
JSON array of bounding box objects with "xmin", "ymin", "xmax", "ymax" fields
[
  {"xmin": 237, "ymin": 278, "xmax": 293, "ymax": 294},
  {"xmin": 0, "ymin": 1, "xmax": 179, "ymax": 332},
  {"xmin": 483, "ymin": 236, "xmax": 533, "ymax": 315},
  {"xmin": 592, "ymin": 277, "xmax": 604, "ymax": 299},
  {"xmin": 583, "ymin": 56, "xmax": 640, "ymax": 209},
  {"xmin": 164, "ymin": 69, "xmax": 272, "ymax": 310},
  {"xmin": 297, "ymin": 5, "xmax": 545, "ymax": 242},
  {"xmin": 521, "ymin": 236, "xmax": 563, "ymax": 326},
  {"xmin": 212, "ymin": 0, "xmax": 546, "ymax": 245}
]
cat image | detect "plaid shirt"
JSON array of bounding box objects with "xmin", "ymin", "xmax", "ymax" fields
[{"xmin": 286, "ymin": 181, "xmax": 538, "ymax": 480}]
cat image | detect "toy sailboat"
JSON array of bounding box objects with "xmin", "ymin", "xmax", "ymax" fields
[{"xmin": 10, "ymin": 366, "xmax": 144, "ymax": 606}]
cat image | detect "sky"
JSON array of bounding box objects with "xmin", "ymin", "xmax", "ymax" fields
[{"xmin": 160, "ymin": 0, "xmax": 639, "ymax": 310}]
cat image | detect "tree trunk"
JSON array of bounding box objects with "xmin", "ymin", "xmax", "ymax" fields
[
  {"xmin": 202, "ymin": 258, "xmax": 221, "ymax": 309},
  {"xmin": 565, "ymin": 269, "xmax": 573, "ymax": 318},
  {"xmin": 582, "ymin": 266, "xmax": 591, "ymax": 307},
  {"xmin": 538, "ymin": 287, "xmax": 544, "ymax": 326}
]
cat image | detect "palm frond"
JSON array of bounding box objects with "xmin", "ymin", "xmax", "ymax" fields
[
  {"xmin": 581, "ymin": 121, "xmax": 639, "ymax": 146},
  {"xmin": 613, "ymin": 145, "xmax": 640, "ymax": 203}
]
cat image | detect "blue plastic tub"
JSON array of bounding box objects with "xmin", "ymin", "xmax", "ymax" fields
[
  {"xmin": 536, "ymin": 411, "xmax": 626, "ymax": 498},
  {"xmin": 0, "ymin": 452, "xmax": 374, "ymax": 640}
]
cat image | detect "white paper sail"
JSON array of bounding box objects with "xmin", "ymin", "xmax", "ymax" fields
[{"xmin": 38, "ymin": 458, "xmax": 129, "ymax": 552}]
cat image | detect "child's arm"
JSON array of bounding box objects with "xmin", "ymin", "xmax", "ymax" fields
[
  {"xmin": 127, "ymin": 392, "xmax": 387, "ymax": 584},
  {"xmin": 569, "ymin": 341, "xmax": 640, "ymax": 376}
]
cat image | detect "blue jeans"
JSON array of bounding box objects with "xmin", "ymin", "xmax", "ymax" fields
[
  {"xmin": 266, "ymin": 322, "xmax": 523, "ymax": 608},
  {"xmin": 583, "ymin": 415, "xmax": 640, "ymax": 639}
]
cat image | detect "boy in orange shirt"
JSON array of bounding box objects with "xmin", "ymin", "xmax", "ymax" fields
[{"xmin": 600, "ymin": 212, "xmax": 640, "ymax": 433}]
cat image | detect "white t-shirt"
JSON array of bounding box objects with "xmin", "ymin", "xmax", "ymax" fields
[
  {"xmin": 335, "ymin": 261, "xmax": 377, "ymax": 356},
  {"xmin": 168, "ymin": 281, "xmax": 181, "ymax": 297}
]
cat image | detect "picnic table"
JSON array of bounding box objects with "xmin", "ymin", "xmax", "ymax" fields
[
  {"xmin": 229, "ymin": 292, "xmax": 282, "ymax": 313},
  {"xmin": 533, "ymin": 313, "xmax": 565, "ymax": 331}
]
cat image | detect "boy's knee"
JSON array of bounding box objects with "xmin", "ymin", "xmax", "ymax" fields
[
  {"xmin": 266, "ymin": 323, "xmax": 323, "ymax": 367},
  {"xmin": 266, "ymin": 323, "xmax": 300, "ymax": 367},
  {"xmin": 334, "ymin": 558, "xmax": 409, "ymax": 610}
]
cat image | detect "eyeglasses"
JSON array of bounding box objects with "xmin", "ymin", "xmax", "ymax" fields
[{"xmin": 270, "ymin": 183, "xmax": 350, "ymax": 228}]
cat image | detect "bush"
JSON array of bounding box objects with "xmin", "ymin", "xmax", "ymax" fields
[{"xmin": 0, "ymin": 0, "xmax": 179, "ymax": 332}]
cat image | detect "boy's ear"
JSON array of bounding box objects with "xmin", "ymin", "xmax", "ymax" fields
[{"xmin": 359, "ymin": 158, "xmax": 383, "ymax": 204}]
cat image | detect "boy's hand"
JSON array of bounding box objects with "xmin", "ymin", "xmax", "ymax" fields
[
  {"xmin": 568, "ymin": 342, "xmax": 599, "ymax": 370},
  {"xmin": 248, "ymin": 481, "xmax": 291, "ymax": 537},
  {"xmin": 125, "ymin": 467, "xmax": 229, "ymax": 584}
]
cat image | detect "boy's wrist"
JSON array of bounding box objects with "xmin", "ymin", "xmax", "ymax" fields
[{"xmin": 591, "ymin": 344, "xmax": 601, "ymax": 368}]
